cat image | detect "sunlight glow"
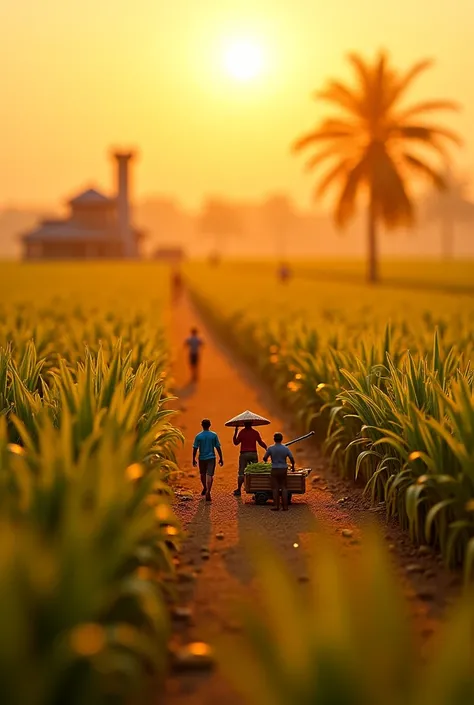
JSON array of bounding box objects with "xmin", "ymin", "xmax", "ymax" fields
[{"xmin": 224, "ymin": 39, "xmax": 265, "ymax": 82}]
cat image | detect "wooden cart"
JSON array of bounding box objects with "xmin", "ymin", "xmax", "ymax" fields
[{"xmin": 244, "ymin": 469, "xmax": 311, "ymax": 505}]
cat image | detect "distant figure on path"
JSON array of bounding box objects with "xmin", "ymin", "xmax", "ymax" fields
[
  {"xmin": 209, "ymin": 251, "xmax": 221, "ymax": 267},
  {"xmin": 193, "ymin": 419, "xmax": 224, "ymax": 501},
  {"xmin": 263, "ymin": 433, "xmax": 295, "ymax": 511},
  {"xmin": 232, "ymin": 421, "xmax": 267, "ymax": 497},
  {"xmin": 171, "ymin": 268, "xmax": 183, "ymax": 302},
  {"xmin": 185, "ymin": 327, "xmax": 203, "ymax": 382},
  {"xmin": 278, "ymin": 262, "xmax": 291, "ymax": 284}
]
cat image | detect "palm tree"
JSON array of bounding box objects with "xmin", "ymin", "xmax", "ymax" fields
[
  {"xmin": 293, "ymin": 52, "xmax": 461, "ymax": 283},
  {"xmin": 423, "ymin": 168, "xmax": 474, "ymax": 259}
]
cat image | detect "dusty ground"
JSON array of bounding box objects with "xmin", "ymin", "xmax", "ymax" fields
[{"xmin": 164, "ymin": 293, "xmax": 460, "ymax": 705}]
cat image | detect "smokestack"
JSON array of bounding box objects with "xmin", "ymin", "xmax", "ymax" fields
[{"xmin": 113, "ymin": 150, "xmax": 136, "ymax": 258}]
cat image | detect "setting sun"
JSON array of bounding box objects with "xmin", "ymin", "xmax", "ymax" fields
[{"xmin": 223, "ymin": 39, "xmax": 265, "ymax": 82}]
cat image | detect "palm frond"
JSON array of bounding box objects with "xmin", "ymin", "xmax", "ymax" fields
[
  {"xmin": 316, "ymin": 80, "xmax": 362, "ymax": 116},
  {"xmin": 396, "ymin": 100, "xmax": 460, "ymax": 122},
  {"xmin": 315, "ymin": 158, "xmax": 354, "ymax": 199},
  {"xmin": 368, "ymin": 51, "xmax": 391, "ymax": 131},
  {"xmin": 387, "ymin": 58, "xmax": 434, "ymax": 110},
  {"xmin": 304, "ymin": 146, "xmax": 340, "ymax": 173},
  {"xmin": 319, "ymin": 117, "xmax": 359, "ymax": 132},
  {"xmin": 394, "ymin": 125, "xmax": 462, "ymax": 158},
  {"xmin": 292, "ymin": 127, "xmax": 354, "ymax": 153},
  {"xmin": 347, "ymin": 52, "xmax": 371, "ymax": 94},
  {"xmin": 402, "ymin": 153, "xmax": 447, "ymax": 190},
  {"xmin": 374, "ymin": 51, "xmax": 389, "ymax": 102}
]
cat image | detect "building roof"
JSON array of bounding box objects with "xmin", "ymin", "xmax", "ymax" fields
[{"xmin": 68, "ymin": 188, "xmax": 113, "ymax": 207}]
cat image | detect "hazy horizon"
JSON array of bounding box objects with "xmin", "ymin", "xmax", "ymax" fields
[{"xmin": 3, "ymin": 194, "xmax": 474, "ymax": 261}]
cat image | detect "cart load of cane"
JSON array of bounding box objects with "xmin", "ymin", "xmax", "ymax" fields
[{"xmin": 245, "ymin": 462, "xmax": 311, "ymax": 477}]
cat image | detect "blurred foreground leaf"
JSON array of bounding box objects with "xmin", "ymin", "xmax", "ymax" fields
[{"xmin": 219, "ymin": 528, "xmax": 474, "ymax": 705}]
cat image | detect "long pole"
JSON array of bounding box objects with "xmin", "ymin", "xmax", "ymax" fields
[{"xmin": 286, "ymin": 431, "xmax": 315, "ymax": 447}]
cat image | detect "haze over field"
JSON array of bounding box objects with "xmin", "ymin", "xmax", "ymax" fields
[{"xmin": 2, "ymin": 197, "xmax": 474, "ymax": 260}]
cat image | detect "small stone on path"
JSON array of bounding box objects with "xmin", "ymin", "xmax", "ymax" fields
[
  {"xmin": 172, "ymin": 642, "xmax": 214, "ymax": 672},
  {"xmin": 406, "ymin": 564, "xmax": 424, "ymax": 574},
  {"xmin": 417, "ymin": 588, "xmax": 436, "ymax": 602},
  {"xmin": 342, "ymin": 529, "xmax": 354, "ymax": 538},
  {"xmin": 178, "ymin": 570, "xmax": 197, "ymax": 583},
  {"xmin": 226, "ymin": 621, "xmax": 242, "ymax": 633},
  {"xmin": 172, "ymin": 606, "xmax": 193, "ymax": 621},
  {"xmin": 417, "ymin": 545, "xmax": 431, "ymax": 556}
]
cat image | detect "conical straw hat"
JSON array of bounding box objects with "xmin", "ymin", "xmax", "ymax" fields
[{"xmin": 225, "ymin": 410, "xmax": 271, "ymax": 427}]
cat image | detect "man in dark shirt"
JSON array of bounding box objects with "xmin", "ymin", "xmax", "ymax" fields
[
  {"xmin": 264, "ymin": 432, "xmax": 295, "ymax": 511},
  {"xmin": 232, "ymin": 421, "xmax": 267, "ymax": 496}
]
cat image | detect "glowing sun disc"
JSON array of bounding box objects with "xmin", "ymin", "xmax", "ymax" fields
[{"xmin": 224, "ymin": 39, "xmax": 264, "ymax": 82}]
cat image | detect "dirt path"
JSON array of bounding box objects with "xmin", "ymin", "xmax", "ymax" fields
[{"xmin": 164, "ymin": 294, "xmax": 458, "ymax": 704}]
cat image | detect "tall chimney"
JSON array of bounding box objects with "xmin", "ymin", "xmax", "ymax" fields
[{"xmin": 113, "ymin": 150, "xmax": 136, "ymax": 258}]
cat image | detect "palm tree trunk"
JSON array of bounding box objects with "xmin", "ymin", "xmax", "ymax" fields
[{"xmin": 367, "ymin": 197, "xmax": 378, "ymax": 284}]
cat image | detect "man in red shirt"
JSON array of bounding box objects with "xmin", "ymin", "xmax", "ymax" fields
[{"xmin": 232, "ymin": 421, "xmax": 267, "ymax": 496}]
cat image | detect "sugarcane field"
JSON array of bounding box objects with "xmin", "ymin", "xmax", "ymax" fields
[
  {"xmin": 0, "ymin": 258, "xmax": 473, "ymax": 705},
  {"xmin": 5, "ymin": 6, "xmax": 474, "ymax": 701}
]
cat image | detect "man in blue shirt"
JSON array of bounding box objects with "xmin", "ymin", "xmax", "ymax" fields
[
  {"xmin": 185, "ymin": 328, "xmax": 203, "ymax": 382},
  {"xmin": 193, "ymin": 419, "xmax": 224, "ymax": 501},
  {"xmin": 264, "ymin": 432, "xmax": 295, "ymax": 512}
]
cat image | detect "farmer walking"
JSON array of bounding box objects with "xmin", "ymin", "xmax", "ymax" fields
[
  {"xmin": 278, "ymin": 262, "xmax": 291, "ymax": 284},
  {"xmin": 232, "ymin": 421, "xmax": 267, "ymax": 496},
  {"xmin": 185, "ymin": 327, "xmax": 203, "ymax": 382},
  {"xmin": 263, "ymin": 432, "xmax": 295, "ymax": 511},
  {"xmin": 193, "ymin": 418, "xmax": 224, "ymax": 502},
  {"xmin": 171, "ymin": 268, "xmax": 183, "ymax": 302},
  {"xmin": 225, "ymin": 410, "xmax": 271, "ymax": 497}
]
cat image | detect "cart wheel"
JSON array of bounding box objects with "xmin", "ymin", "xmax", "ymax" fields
[
  {"xmin": 287, "ymin": 492, "xmax": 293, "ymax": 504},
  {"xmin": 255, "ymin": 492, "xmax": 268, "ymax": 505}
]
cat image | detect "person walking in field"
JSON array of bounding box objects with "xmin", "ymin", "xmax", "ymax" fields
[
  {"xmin": 232, "ymin": 421, "xmax": 267, "ymax": 497},
  {"xmin": 171, "ymin": 268, "xmax": 183, "ymax": 302},
  {"xmin": 263, "ymin": 432, "xmax": 295, "ymax": 511},
  {"xmin": 278, "ymin": 262, "xmax": 291, "ymax": 284},
  {"xmin": 185, "ymin": 327, "xmax": 203, "ymax": 382},
  {"xmin": 193, "ymin": 418, "xmax": 224, "ymax": 501}
]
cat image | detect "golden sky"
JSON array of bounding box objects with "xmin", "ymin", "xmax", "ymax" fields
[{"xmin": 1, "ymin": 0, "xmax": 473, "ymax": 208}]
